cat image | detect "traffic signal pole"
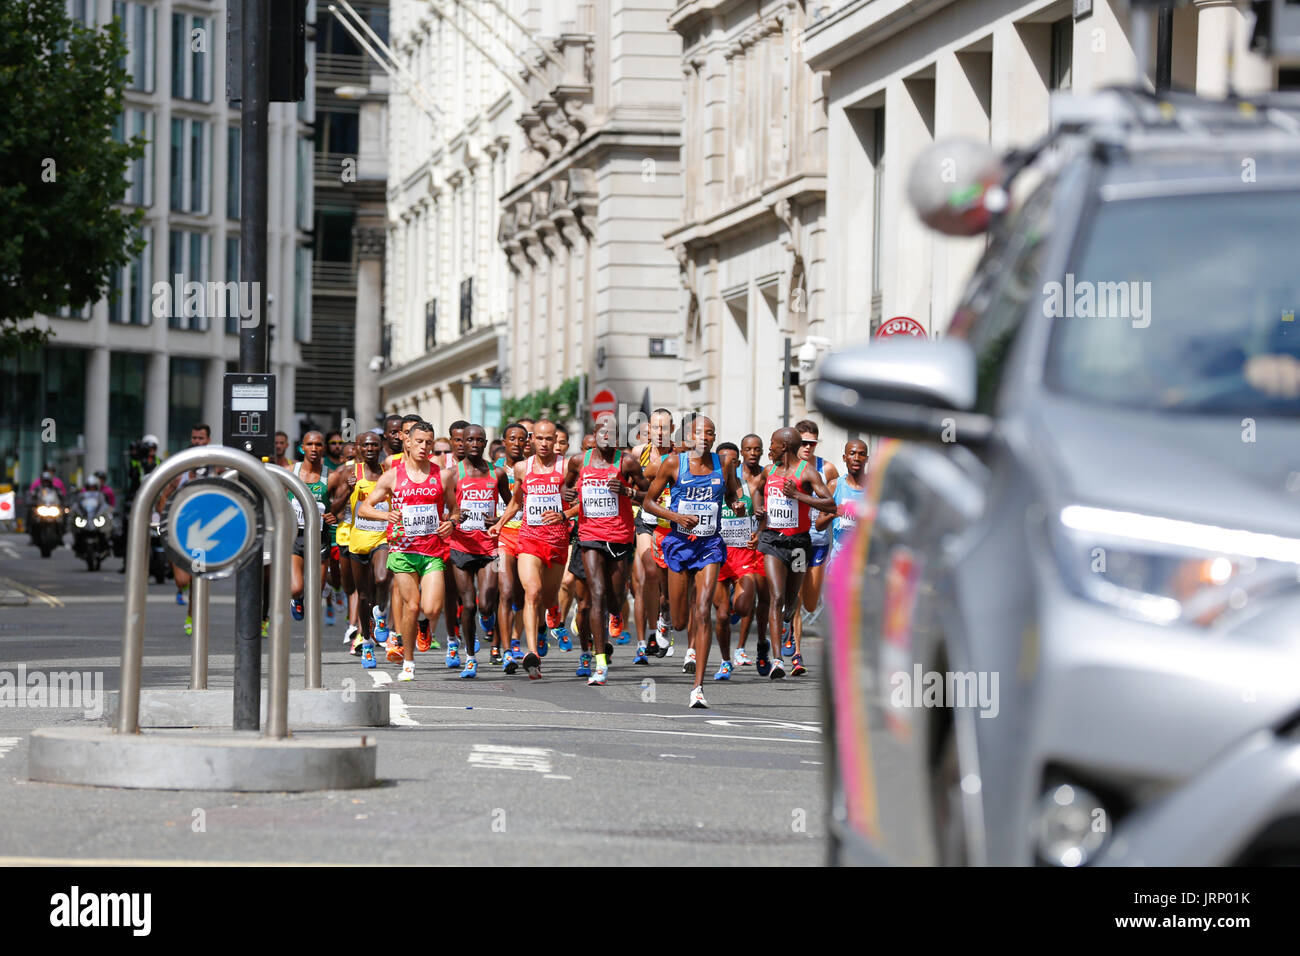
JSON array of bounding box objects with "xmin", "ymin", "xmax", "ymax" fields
[{"xmin": 235, "ymin": 0, "xmax": 270, "ymax": 731}]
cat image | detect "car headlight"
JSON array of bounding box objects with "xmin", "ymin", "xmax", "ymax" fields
[
  {"xmin": 1052, "ymin": 505, "xmax": 1300, "ymax": 628},
  {"xmin": 74, "ymin": 516, "xmax": 87, "ymax": 528},
  {"xmin": 93, "ymin": 515, "xmax": 107, "ymax": 527}
]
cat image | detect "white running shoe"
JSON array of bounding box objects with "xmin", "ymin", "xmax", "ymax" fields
[
  {"xmin": 769, "ymin": 657, "xmax": 786, "ymax": 681},
  {"xmin": 688, "ymin": 686, "xmax": 708, "ymax": 709},
  {"xmin": 654, "ymin": 615, "xmax": 670, "ymax": 650},
  {"xmin": 733, "ymin": 647, "xmax": 751, "ymax": 666},
  {"xmin": 682, "ymin": 647, "xmax": 696, "ymax": 674},
  {"xmin": 398, "ymin": 662, "xmax": 415, "ymax": 682},
  {"xmin": 587, "ymin": 665, "xmax": 607, "ymax": 686},
  {"xmin": 344, "ymin": 624, "xmax": 359, "ymax": 646}
]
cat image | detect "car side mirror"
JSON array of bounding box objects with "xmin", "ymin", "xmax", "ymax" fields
[{"xmin": 812, "ymin": 338, "xmax": 994, "ymax": 447}]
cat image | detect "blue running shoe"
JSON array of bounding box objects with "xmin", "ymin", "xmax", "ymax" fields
[
  {"xmin": 510, "ymin": 639, "xmax": 521, "ymax": 657},
  {"xmin": 175, "ymin": 590, "xmax": 187, "ymax": 606},
  {"xmin": 474, "ymin": 638, "xmax": 480, "ymax": 654},
  {"xmin": 372, "ymin": 606, "xmax": 389, "ymax": 643},
  {"xmin": 730, "ymin": 612, "xmax": 742, "ymax": 626},
  {"xmin": 556, "ymin": 628, "xmax": 572, "ymax": 652},
  {"xmin": 575, "ymin": 652, "xmax": 593, "ymax": 677},
  {"xmin": 755, "ymin": 640, "xmax": 772, "ymax": 678},
  {"xmin": 538, "ymin": 633, "xmax": 549, "ymax": 657},
  {"xmin": 633, "ymin": 642, "xmax": 649, "ymax": 665},
  {"xmin": 713, "ymin": 660, "xmax": 733, "ymax": 681},
  {"xmin": 360, "ymin": 642, "xmax": 377, "ymax": 669},
  {"xmin": 291, "ymin": 597, "xmax": 304, "ymax": 621},
  {"xmin": 460, "ymin": 658, "xmax": 478, "ymax": 679},
  {"xmin": 445, "ymin": 640, "xmax": 461, "ymax": 669},
  {"xmin": 503, "ymin": 651, "xmax": 519, "ymax": 675},
  {"xmin": 325, "ymin": 598, "xmax": 335, "ymax": 626},
  {"xmin": 781, "ymin": 622, "xmax": 794, "ymax": 655},
  {"xmin": 617, "ymin": 630, "xmax": 632, "ymax": 645}
]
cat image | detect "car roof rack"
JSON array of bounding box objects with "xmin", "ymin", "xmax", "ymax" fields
[{"xmin": 1050, "ymin": 85, "xmax": 1300, "ymax": 143}]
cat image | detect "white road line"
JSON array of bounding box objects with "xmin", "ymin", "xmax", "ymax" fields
[
  {"xmin": 801, "ymin": 760, "xmax": 823, "ymax": 766},
  {"xmin": 368, "ymin": 670, "xmax": 418, "ymax": 726},
  {"xmin": 468, "ymin": 743, "xmax": 553, "ymax": 773},
  {"xmin": 57, "ymin": 595, "xmax": 237, "ymax": 605},
  {"xmin": 0, "ymin": 737, "xmax": 21, "ymax": 760},
  {"xmin": 659, "ymin": 753, "xmax": 696, "ymax": 759},
  {"xmin": 543, "ymin": 774, "xmax": 571, "ymax": 780},
  {"xmin": 0, "ymin": 577, "xmax": 60, "ymax": 607},
  {"xmin": 403, "ymin": 703, "xmax": 820, "ymax": 728},
  {"xmin": 427, "ymin": 722, "xmax": 819, "ymax": 745}
]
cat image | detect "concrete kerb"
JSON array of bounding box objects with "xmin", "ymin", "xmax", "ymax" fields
[{"xmin": 104, "ymin": 687, "xmax": 391, "ymax": 728}]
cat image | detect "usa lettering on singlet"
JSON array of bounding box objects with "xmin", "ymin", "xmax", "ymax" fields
[{"xmin": 669, "ymin": 452, "xmax": 724, "ymax": 538}]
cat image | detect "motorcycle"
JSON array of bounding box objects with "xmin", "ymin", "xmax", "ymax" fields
[
  {"xmin": 71, "ymin": 487, "xmax": 113, "ymax": 571},
  {"xmin": 31, "ymin": 487, "xmax": 65, "ymax": 558}
]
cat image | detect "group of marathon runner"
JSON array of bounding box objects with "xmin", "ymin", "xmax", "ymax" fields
[{"xmin": 169, "ymin": 411, "xmax": 868, "ymax": 709}]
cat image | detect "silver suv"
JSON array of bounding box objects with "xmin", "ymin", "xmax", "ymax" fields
[{"xmin": 815, "ymin": 87, "xmax": 1300, "ymax": 866}]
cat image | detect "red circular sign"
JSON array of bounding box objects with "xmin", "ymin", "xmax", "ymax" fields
[
  {"xmin": 590, "ymin": 389, "xmax": 617, "ymax": 419},
  {"xmin": 876, "ymin": 316, "xmax": 927, "ymax": 339}
]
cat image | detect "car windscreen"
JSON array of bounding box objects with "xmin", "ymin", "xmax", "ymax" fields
[{"xmin": 1043, "ymin": 191, "xmax": 1300, "ymax": 416}]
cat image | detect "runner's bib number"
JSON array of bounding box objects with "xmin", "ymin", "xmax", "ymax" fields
[
  {"xmin": 354, "ymin": 502, "xmax": 388, "ymax": 533},
  {"xmin": 680, "ymin": 500, "xmax": 718, "ymax": 537},
  {"xmin": 526, "ymin": 493, "xmax": 562, "ymax": 526},
  {"xmin": 291, "ymin": 498, "xmax": 326, "ymax": 529},
  {"xmin": 403, "ymin": 502, "xmax": 440, "ymax": 537},
  {"xmin": 581, "ymin": 483, "xmax": 619, "ymax": 519},
  {"xmin": 460, "ymin": 498, "xmax": 495, "ymax": 532},
  {"xmin": 767, "ymin": 491, "xmax": 796, "ymax": 529},
  {"xmin": 721, "ymin": 515, "xmax": 754, "ymax": 548}
]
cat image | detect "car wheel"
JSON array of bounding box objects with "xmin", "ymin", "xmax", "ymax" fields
[{"xmin": 931, "ymin": 723, "xmax": 968, "ymax": 866}]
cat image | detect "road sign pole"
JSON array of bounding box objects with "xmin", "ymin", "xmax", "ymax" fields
[
  {"xmin": 783, "ymin": 337, "xmax": 792, "ymax": 429},
  {"xmin": 190, "ymin": 574, "xmax": 209, "ymax": 689},
  {"xmin": 235, "ymin": 0, "xmax": 271, "ymax": 731}
]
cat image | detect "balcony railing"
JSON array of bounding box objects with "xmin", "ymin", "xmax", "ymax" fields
[
  {"xmin": 316, "ymin": 53, "xmax": 369, "ymax": 87},
  {"xmin": 312, "ymin": 261, "xmax": 357, "ymax": 291},
  {"xmin": 314, "ymin": 152, "xmax": 356, "ymax": 182}
]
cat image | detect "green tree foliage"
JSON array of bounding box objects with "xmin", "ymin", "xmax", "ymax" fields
[
  {"xmin": 0, "ymin": 1, "xmax": 146, "ymax": 352},
  {"xmin": 502, "ymin": 377, "xmax": 581, "ymax": 423}
]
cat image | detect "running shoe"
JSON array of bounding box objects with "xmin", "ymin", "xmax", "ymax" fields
[
  {"xmin": 344, "ymin": 623, "xmax": 359, "ymax": 647},
  {"xmin": 769, "ymin": 656, "xmax": 787, "ymax": 681},
  {"xmin": 633, "ymin": 642, "xmax": 649, "ymax": 666},
  {"xmin": 664, "ymin": 635, "xmax": 675, "ymax": 658},
  {"xmin": 184, "ymin": 615, "xmax": 192, "ymax": 637},
  {"xmin": 503, "ymin": 651, "xmax": 519, "ymax": 675},
  {"xmin": 325, "ymin": 598, "xmax": 335, "ymax": 627},
  {"xmin": 587, "ymin": 664, "xmax": 607, "ymax": 686},
  {"xmin": 538, "ymin": 632, "xmax": 549, "ymax": 657},
  {"xmin": 689, "ymin": 686, "xmax": 708, "ymax": 709},
  {"xmin": 386, "ymin": 636, "xmax": 404, "ymax": 663},
  {"xmin": 555, "ymin": 626, "xmax": 572, "ymax": 652},
  {"xmin": 755, "ymin": 639, "xmax": 772, "ymax": 678},
  {"xmin": 175, "ymin": 590, "xmax": 186, "ymax": 606},
  {"xmin": 360, "ymin": 641, "xmax": 376, "ymax": 668},
  {"xmin": 490, "ymin": 646, "xmax": 502, "ymax": 666},
  {"xmin": 791, "ymin": 654, "xmax": 806, "ymax": 677},
  {"xmin": 460, "ymin": 658, "xmax": 478, "ymax": 679},
  {"xmin": 575, "ymin": 652, "xmax": 593, "ymax": 678},
  {"xmin": 733, "ymin": 647, "xmax": 752, "ymax": 667},
  {"xmin": 781, "ymin": 622, "xmax": 794, "ymax": 655},
  {"xmin": 655, "ymin": 614, "xmax": 670, "ymax": 651},
  {"xmin": 350, "ymin": 633, "xmax": 365, "ymax": 657},
  {"xmin": 416, "ymin": 627, "xmax": 433, "ymax": 654},
  {"xmin": 523, "ymin": 652, "xmax": 542, "ymax": 680},
  {"xmin": 474, "ymin": 638, "xmax": 480, "ymax": 654},
  {"xmin": 730, "ymin": 611, "xmax": 742, "ymax": 626},
  {"xmin": 445, "ymin": 641, "xmax": 461, "ymax": 669},
  {"xmin": 372, "ymin": 606, "xmax": 389, "ymax": 643},
  {"xmin": 545, "ymin": 606, "xmax": 563, "ymax": 630},
  {"xmin": 682, "ymin": 647, "xmax": 697, "ymax": 675},
  {"xmin": 713, "ymin": 660, "xmax": 733, "ymax": 681},
  {"xmin": 398, "ymin": 661, "xmax": 415, "ymax": 682},
  {"xmin": 261, "ymin": 619, "xmax": 269, "ymax": 638},
  {"xmin": 291, "ymin": 597, "xmax": 304, "ymax": 621},
  {"xmin": 617, "ymin": 630, "xmax": 632, "ymax": 645}
]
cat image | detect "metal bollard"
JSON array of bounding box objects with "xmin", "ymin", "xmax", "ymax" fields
[
  {"xmin": 266, "ymin": 464, "xmax": 322, "ymax": 690},
  {"xmin": 190, "ymin": 575, "xmax": 209, "ymax": 689},
  {"xmin": 119, "ymin": 446, "xmax": 295, "ymax": 738}
]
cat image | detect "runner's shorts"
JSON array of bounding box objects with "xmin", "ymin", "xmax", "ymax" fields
[
  {"xmin": 719, "ymin": 546, "xmax": 765, "ymax": 582},
  {"xmin": 386, "ymin": 551, "xmax": 445, "ymax": 576},
  {"xmin": 651, "ymin": 525, "xmax": 669, "ymax": 570},
  {"xmin": 567, "ymin": 539, "xmax": 587, "ymax": 581},
  {"xmin": 497, "ymin": 524, "xmax": 522, "ymax": 558},
  {"xmin": 518, "ymin": 534, "xmax": 568, "ymax": 567},
  {"xmin": 293, "ymin": 531, "xmax": 329, "ymax": 561},
  {"xmin": 757, "ymin": 530, "xmax": 812, "ymax": 569},
  {"xmin": 660, "ymin": 530, "xmax": 726, "ymax": 573},
  {"xmin": 572, "ymin": 540, "xmax": 635, "ymax": 581},
  {"xmin": 450, "ymin": 548, "xmax": 496, "ymax": 574},
  {"xmin": 348, "ymin": 541, "xmax": 384, "ymax": 565},
  {"xmin": 811, "ymin": 543, "xmax": 830, "ymax": 567}
]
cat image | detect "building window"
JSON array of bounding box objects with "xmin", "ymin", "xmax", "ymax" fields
[
  {"xmin": 67, "ymin": 0, "xmax": 95, "ymax": 27},
  {"xmin": 295, "ymin": 246, "xmax": 311, "ymax": 343},
  {"xmin": 109, "ymin": 226, "xmax": 152, "ymax": 326},
  {"xmin": 113, "ymin": 108, "xmax": 154, "ymax": 207},
  {"xmin": 425, "ymin": 299, "xmax": 437, "ymax": 350},
  {"xmin": 459, "ymin": 277, "xmax": 473, "ymax": 334},
  {"xmin": 171, "ymin": 14, "xmax": 212, "ymax": 101},
  {"xmin": 1051, "ymin": 18, "xmax": 1073, "ymax": 91},
  {"xmin": 225, "ymin": 236, "xmax": 241, "ymax": 335},
  {"xmin": 167, "ymin": 228, "xmax": 209, "ymax": 331},
  {"xmin": 113, "ymin": 1, "xmax": 155, "ymax": 93},
  {"xmin": 297, "ymin": 137, "xmax": 312, "ymax": 232},
  {"xmin": 170, "ymin": 118, "xmax": 209, "ymax": 214},
  {"xmin": 167, "ymin": 357, "xmax": 206, "ymax": 454},
  {"xmin": 227, "ymin": 126, "xmax": 240, "ymax": 220}
]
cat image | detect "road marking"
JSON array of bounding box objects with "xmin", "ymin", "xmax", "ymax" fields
[
  {"xmin": 543, "ymin": 774, "xmax": 571, "ymax": 780},
  {"xmin": 57, "ymin": 595, "xmax": 237, "ymax": 605},
  {"xmin": 404, "ymin": 703, "xmax": 820, "ymax": 728},
  {"xmin": 0, "ymin": 543, "xmax": 19, "ymax": 559},
  {"xmin": 706, "ymin": 717, "xmax": 820, "ymax": 734},
  {"xmin": 0, "ymin": 855, "xmax": 393, "ymax": 867},
  {"xmin": 659, "ymin": 753, "xmax": 696, "ymax": 759},
  {"xmin": 368, "ymin": 670, "xmax": 418, "ymax": 726},
  {"xmin": 431, "ymin": 722, "xmax": 819, "ymax": 745},
  {"xmin": 468, "ymin": 743, "xmax": 554, "ymax": 773},
  {"xmin": 801, "ymin": 760, "xmax": 823, "ymax": 766},
  {"xmin": 0, "ymin": 577, "xmax": 61, "ymax": 607},
  {"xmin": 0, "ymin": 737, "xmax": 20, "ymax": 760}
]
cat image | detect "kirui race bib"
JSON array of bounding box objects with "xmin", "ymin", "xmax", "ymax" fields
[
  {"xmin": 403, "ymin": 502, "xmax": 440, "ymax": 537},
  {"xmin": 581, "ymin": 483, "xmax": 618, "ymax": 519},
  {"xmin": 721, "ymin": 515, "xmax": 753, "ymax": 548},
  {"xmin": 680, "ymin": 499, "xmax": 718, "ymax": 537},
  {"xmin": 526, "ymin": 492, "xmax": 562, "ymax": 526},
  {"xmin": 768, "ymin": 491, "xmax": 796, "ymax": 529}
]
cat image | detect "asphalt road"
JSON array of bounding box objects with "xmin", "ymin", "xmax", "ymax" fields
[{"xmin": 0, "ymin": 532, "xmax": 826, "ymax": 865}]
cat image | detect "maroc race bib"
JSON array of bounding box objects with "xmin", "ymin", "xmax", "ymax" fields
[
  {"xmin": 403, "ymin": 502, "xmax": 440, "ymax": 537},
  {"xmin": 526, "ymin": 492, "xmax": 562, "ymax": 526}
]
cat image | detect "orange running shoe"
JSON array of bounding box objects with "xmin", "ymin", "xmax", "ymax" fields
[
  {"xmin": 416, "ymin": 629, "xmax": 432, "ymax": 653},
  {"xmin": 545, "ymin": 605, "xmax": 562, "ymax": 630},
  {"xmin": 386, "ymin": 636, "xmax": 404, "ymax": 662},
  {"xmin": 608, "ymin": 613, "xmax": 624, "ymax": 637}
]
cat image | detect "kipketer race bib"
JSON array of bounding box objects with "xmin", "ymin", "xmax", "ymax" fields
[{"xmin": 581, "ymin": 484, "xmax": 619, "ymax": 519}]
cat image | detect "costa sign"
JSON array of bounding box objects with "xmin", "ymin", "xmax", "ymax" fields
[{"xmin": 876, "ymin": 316, "xmax": 927, "ymax": 339}]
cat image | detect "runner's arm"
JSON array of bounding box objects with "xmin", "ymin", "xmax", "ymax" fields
[
  {"xmin": 327, "ymin": 469, "xmax": 350, "ymax": 516},
  {"xmin": 723, "ymin": 459, "xmax": 747, "ymax": 515},
  {"xmin": 789, "ymin": 470, "xmax": 837, "ymax": 514},
  {"xmin": 562, "ymin": 457, "xmax": 582, "ymax": 520},
  {"xmin": 491, "ymin": 462, "xmax": 525, "ymax": 530},
  {"xmin": 356, "ymin": 471, "xmax": 397, "ymax": 522},
  {"xmin": 442, "ymin": 466, "xmax": 460, "ymax": 524},
  {"xmin": 814, "ymin": 476, "xmax": 838, "ymax": 531},
  {"xmin": 640, "ymin": 457, "xmax": 694, "ymax": 529}
]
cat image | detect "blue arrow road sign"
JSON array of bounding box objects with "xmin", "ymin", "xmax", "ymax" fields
[{"xmin": 169, "ymin": 487, "xmax": 255, "ymax": 570}]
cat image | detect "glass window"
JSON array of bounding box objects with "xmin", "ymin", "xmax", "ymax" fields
[
  {"xmin": 114, "ymin": 2, "xmax": 155, "ymax": 92},
  {"xmin": 170, "ymin": 118, "xmax": 209, "ymax": 213},
  {"xmin": 170, "ymin": 118, "xmax": 183, "ymax": 210},
  {"xmin": 227, "ymin": 126, "xmax": 241, "ymax": 220},
  {"xmin": 167, "ymin": 229, "xmax": 209, "ymax": 331},
  {"xmin": 225, "ymin": 237, "xmax": 241, "ymax": 335},
  {"xmin": 171, "ymin": 13, "xmax": 185, "ymax": 97},
  {"xmin": 192, "ymin": 16, "xmax": 206, "ymax": 102},
  {"xmin": 108, "ymin": 351, "xmax": 147, "ymax": 487},
  {"xmin": 109, "ymin": 226, "xmax": 151, "ymax": 326},
  {"xmin": 167, "ymin": 358, "xmax": 207, "ymax": 455}
]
